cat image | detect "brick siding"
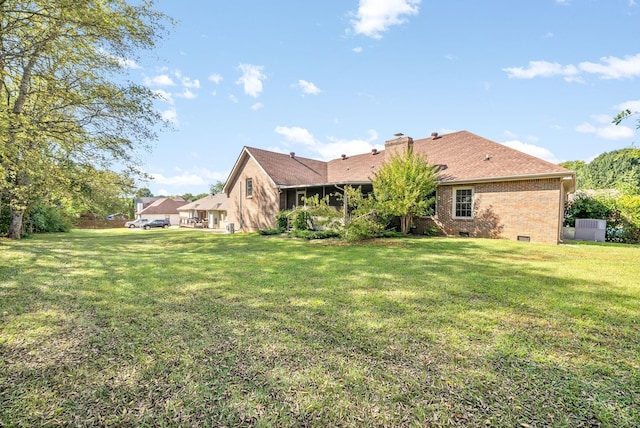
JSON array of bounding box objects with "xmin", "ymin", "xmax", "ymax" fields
[
  {"xmin": 415, "ymin": 178, "xmax": 565, "ymax": 244},
  {"xmin": 226, "ymin": 156, "xmax": 279, "ymax": 232}
]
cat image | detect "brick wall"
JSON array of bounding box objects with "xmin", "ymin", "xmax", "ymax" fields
[
  {"xmin": 415, "ymin": 178, "xmax": 565, "ymax": 244},
  {"xmin": 226, "ymin": 156, "xmax": 280, "ymax": 232}
]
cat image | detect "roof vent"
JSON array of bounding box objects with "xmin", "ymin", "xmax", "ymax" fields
[
  {"xmin": 485, "ymin": 153, "xmax": 491, "ymax": 161},
  {"xmin": 341, "ymin": 154, "xmax": 347, "ymax": 160},
  {"xmin": 371, "ymin": 148, "xmax": 378, "ymax": 155},
  {"xmin": 431, "ymin": 132, "xmax": 439, "ymax": 139},
  {"xmin": 289, "ymin": 152, "xmax": 295, "ymax": 158}
]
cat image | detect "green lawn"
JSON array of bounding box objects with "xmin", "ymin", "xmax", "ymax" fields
[{"xmin": 1, "ymin": 229, "xmax": 639, "ymax": 427}]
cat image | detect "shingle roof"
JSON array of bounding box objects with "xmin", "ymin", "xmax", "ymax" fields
[
  {"xmin": 231, "ymin": 131, "xmax": 573, "ymax": 189},
  {"xmin": 411, "ymin": 131, "xmax": 570, "ymax": 182},
  {"xmin": 245, "ymin": 147, "xmax": 328, "ymax": 186},
  {"xmin": 326, "ymin": 131, "xmax": 571, "ymax": 184},
  {"xmin": 138, "ymin": 198, "xmax": 189, "ymax": 215},
  {"xmin": 177, "ymin": 194, "xmax": 228, "ymax": 212}
]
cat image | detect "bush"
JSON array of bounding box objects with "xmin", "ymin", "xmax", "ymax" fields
[
  {"xmin": 291, "ymin": 209, "xmax": 312, "ymax": 231},
  {"xmin": 343, "ymin": 212, "xmax": 386, "ymax": 242},
  {"xmin": 258, "ymin": 228, "xmax": 284, "ymax": 236},
  {"xmin": 275, "ymin": 211, "xmax": 290, "ymax": 230},
  {"xmin": 565, "ymin": 191, "xmax": 640, "ymax": 244},
  {"xmin": 289, "ymin": 229, "xmax": 340, "ymax": 240},
  {"xmin": 25, "ymin": 204, "xmax": 72, "ymax": 234}
]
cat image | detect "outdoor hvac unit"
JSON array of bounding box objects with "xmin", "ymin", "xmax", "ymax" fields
[
  {"xmin": 226, "ymin": 223, "xmax": 235, "ymax": 234},
  {"xmin": 575, "ymin": 218, "xmax": 606, "ymax": 242}
]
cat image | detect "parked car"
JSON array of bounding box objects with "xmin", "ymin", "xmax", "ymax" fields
[
  {"xmin": 124, "ymin": 218, "xmax": 149, "ymax": 228},
  {"xmin": 143, "ymin": 219, "xmax": 170, "ymax": 230}
]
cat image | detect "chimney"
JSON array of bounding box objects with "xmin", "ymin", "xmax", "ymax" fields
[
  {"xmin": 289, "ymin": 152, "xmax": 295, "ymax": 158},
  {"xmin": 385, "ymin": 134, "xmax": 414, "ymax": 157}
]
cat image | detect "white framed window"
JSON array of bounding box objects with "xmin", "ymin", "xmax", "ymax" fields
[
  {"xmin": 453, "ymin": 187, "xmax": 473, "ymax": 219},
  {"xmin": 246, "ymin": 178, "xmax": 253, "ymax": 198}
]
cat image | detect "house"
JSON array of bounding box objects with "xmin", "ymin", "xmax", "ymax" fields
[
  {"xmin": 177, "ymin": 194, "xmax": 228, "ymax": 230},
  {"xmin": 134, "ymin": 197, "xmax": 162, "ymax": 217},
  {"xmin": 223, "ymin": 131, "xmax": 576, "ymax": 244},
  {"xmin": 137, "ymin": 197, "xmax": 187, "ymax": 226}
]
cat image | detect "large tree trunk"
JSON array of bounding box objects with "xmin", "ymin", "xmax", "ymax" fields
[{"xmin": 7, "ymin": 209, "xmax": 24, "ymax": 240}]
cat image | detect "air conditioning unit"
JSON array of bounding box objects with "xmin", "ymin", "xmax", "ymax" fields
[
  {"xmin": 575, "ymin": 218, "xmax": 606, "ymax": 242},
  {"xmin": 226, "ymin": 223, "xmax": 235, "ymax": 234}
]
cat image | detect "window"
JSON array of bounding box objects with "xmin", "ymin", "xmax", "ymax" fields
[
  {"xmin": 454, "ymin": 188, "xmax": 473, "ymax": 218},
  {"xmin": 245, "ymin": 178, "xmax": 253, "ymax": 198}
]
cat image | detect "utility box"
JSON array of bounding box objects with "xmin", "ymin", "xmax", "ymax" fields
[{"xmin": 575, "ymin": 219, "xmax": 606, "ymax": 242}]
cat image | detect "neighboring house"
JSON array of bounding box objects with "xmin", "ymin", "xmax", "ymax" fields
[
  {"xmin": 134, "ymin": 197, "xmax": 162, "ymax": 217},
  {"xmin": 137, "ymin": 197, "xmax": 187, "ymax": 226},
  {"xmin": 177, "ymin": 194, "xmax": 228, "ymax": 230},
  {"xmin": 223, "ymin": 131, "xmax": 576, "ymax": 244}
]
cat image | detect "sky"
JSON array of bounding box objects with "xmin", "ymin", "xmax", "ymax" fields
[{"xmin": 126, "ymin": 0, "xmax": 640, "ymax": 196}]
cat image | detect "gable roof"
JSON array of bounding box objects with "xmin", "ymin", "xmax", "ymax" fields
[
  {"xmin": 177, "ymin": 193, "xmax": 228, "ymax": 212},
  {"xmin": 138, "ymin": 197, "xmax": 189, "ymax": 215},
  {"xmin": 224, "ymin": 131, "xmax": 575, "ymax": 191}
]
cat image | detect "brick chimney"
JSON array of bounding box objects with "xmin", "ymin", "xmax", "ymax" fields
[{"xmin": 385, "ymin": 134, "xmax": 414, "ymax": 157}]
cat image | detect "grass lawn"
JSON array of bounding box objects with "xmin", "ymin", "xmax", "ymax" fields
[{"xmin": 1, "ymin": 229, "xmax": 639, "ymax": 427}]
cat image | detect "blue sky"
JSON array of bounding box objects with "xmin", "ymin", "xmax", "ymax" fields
[{"xmin": 128, "ymin": 0, "xmax": 640, "ymax": 196}]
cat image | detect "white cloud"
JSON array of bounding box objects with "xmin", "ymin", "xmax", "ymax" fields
[
  {"xmin": 353, "ymin": 46, "xmax": 363, "ymax": 53},
  {"xmin": 275, "ymin": 126, "xmax": 318, "ymax": 147},
  {"xmin": 579, "ymin": 53, "xmax": 640, "ymax": 79},
  {"xmin": 251, "ymin": 102, "xmax": 264, "ymax": 111},
  {"xmin": 503, "ymin": 61, "xmax": 580, "ymax": 81},
  {"xmin": 616, "ymin": 99, "xmax": 640, "ymax": 112},
  {"xmin": 176, "ymin": 88, "xmax": 197, "ymax": 100},
  {"xmin": 501, "ymin": 140, "xmax": 560, "ymax": 163},
  {"xmin": 208, "ymin": 73, "xmax": 223, "ymax": 84},
  {"xmin": 228, "ymin": 94, "xmax": 239, "ymax": 103},
  {"xmin": 118, "ymin": 57, "xmax": 141, "ymax": 69},
  {"xmin": 143, "ymin": 74, "xmax": 176, "ymax": 87},
  {"xmin": 174, "ymin": 71, "xmax": 200, "ymax": 88},
  {"xmin": 153, "ymin": 89, "xmax": 174, "ymax": 105},
  {"xmin": 161, "ymin": 107, "xmax": 178, "ymax": 126},
  {"xmin": 274, "ymin": 126, "xmax": 382, "ymax": 160},
  {"xmin": 504, "ymin": 53, "xmax": 640, "ymax": 81},
  {"xmin": 149, "ymin": 167, "xmax": 228, "ymax": 187},
  {"xmin": 295, "ymin": 80, "xmax": 321, "ymax": 95},
  {"xmin": 236, "ymin": 64, "xmax": 266, "ymax": 98},
  {"xmin": 576, "ymin": 122, "xmax": 634, "ymax": 140},
  {"xmin": 350, "ymin": 0, "xmax": 421, "ymax": 39}
]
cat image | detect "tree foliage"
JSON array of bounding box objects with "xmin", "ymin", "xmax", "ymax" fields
[
  {"xmin": 562, "ymin": 149, "xmax": 640, "ymax": 195},
  {"xmin": 582, "ymin": 149, "xmax": 640, "ymax": 195},
  {"xmin": 210, "ymin": 181, "xmax": 225, "ymax": 195},
  {"xmin": 1, "ymin": 0, "xmax": 171, "ymax": 239},
  {"xmin": 371, "ymin": 150, "xmax": 438, "ymax": 233}
]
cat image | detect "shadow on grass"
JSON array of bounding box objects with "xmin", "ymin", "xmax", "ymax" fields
[{"xmin": 1, "ymin": 231, "xmax": 639, "ymax": 426}]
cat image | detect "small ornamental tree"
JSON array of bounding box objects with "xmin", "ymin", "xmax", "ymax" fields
[{"xmin": 372, "ymin": 149, "xmax": 438, "ymax": 234}]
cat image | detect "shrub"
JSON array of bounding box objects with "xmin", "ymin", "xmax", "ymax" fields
[
  {"xmin": 289, "ymin": 229, "xmax": 340, "ymax": 240},
  {"xmin": 276, "ymin": 211, "xmax": 290, "ymax": 230},
  {"xmin": 258, "ymin": 228, "xmax": 284, "ymax": 236}
]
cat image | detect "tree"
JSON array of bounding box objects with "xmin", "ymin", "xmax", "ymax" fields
[
  {"xmin": 210, "ymin": 181, "xmax": 225, "ymax": 195},
  {"xmin": 582, "ymin": 149, "xmax": 640, "ymax": 195},
  {"xmin": 559, "ymin": 160, "xmax": 587, "ymax": 190},
  {"xmin": 1, "ymin": 0, "xmax": 171, "ymax": 239},
  {"xmin": 371, "ymin": 149, "xmax": 438, "ymax": 234},
  {"xmin": 135, "ymin": 187, "xmax": 154, "ymax": 198}
]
